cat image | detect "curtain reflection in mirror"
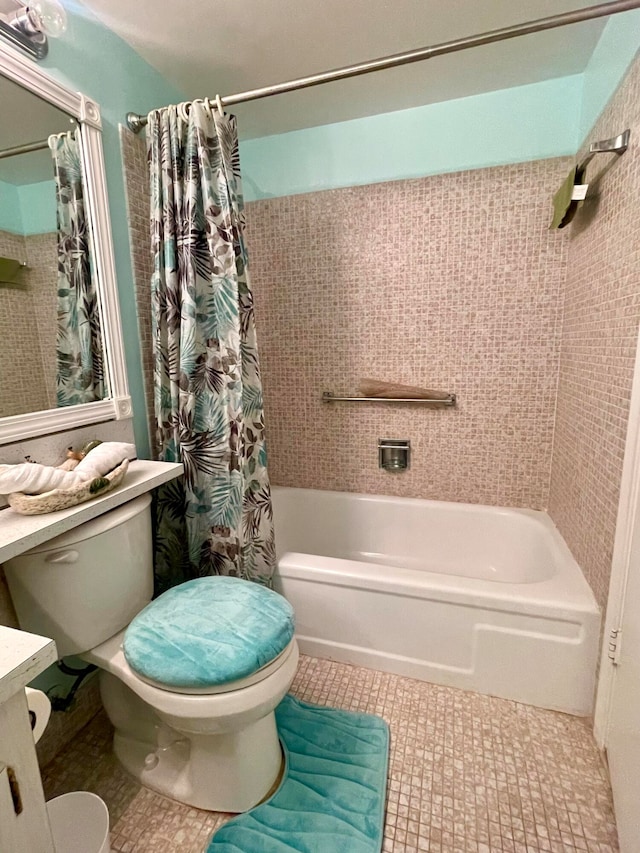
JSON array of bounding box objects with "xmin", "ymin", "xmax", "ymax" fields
[{"xmin": 50, "ymin": 130, "xmax": 105, "ymax": 406}]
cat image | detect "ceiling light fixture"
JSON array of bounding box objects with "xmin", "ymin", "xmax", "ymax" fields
[{"xmin": 0, "ymin": 0, "xmax": 67, "ymax": 60}]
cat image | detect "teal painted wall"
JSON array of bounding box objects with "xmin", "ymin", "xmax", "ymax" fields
[
  {"xmin": 0, "ymin": 180, "xmax": 57, "ymax": 236},
  {"xmin": 17, "ymin": 181, "xmax": 56, "ymax": 235},
  {"xmin": 580, "ymin": 10, "xmax": 640, "ymax": 141},
  {"xmin": 240, "ymin": 75, "xmax": 583, "ymax": 202},
  {"xmin": 239, "ymin": 14, "xmax": 640, "ymax": 202},
  {"xmin": 0, "ymin": 180, "xmax": 23, "ymax": 233},
  {"xmin": 39, "ymin": 0, "xmax": 184, "ymax": 457}
]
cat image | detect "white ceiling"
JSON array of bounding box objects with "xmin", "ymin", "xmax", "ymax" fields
[{"xmin": 81, "ymin": 0, "xmax": 608, "ymax": 139}]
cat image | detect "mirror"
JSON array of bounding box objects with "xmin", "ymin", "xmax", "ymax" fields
[
  {"xmin": 0, "ymin": 75, "xmax": 108, "ymax": 417},
  {"xmin": 0, "ymin": 39, "xmax": 131, "ymax": 443}
]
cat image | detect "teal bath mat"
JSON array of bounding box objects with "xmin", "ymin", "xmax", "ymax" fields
[{"xmin": 207, "ymin": 695, "xmax": 389, "ymax": 852}]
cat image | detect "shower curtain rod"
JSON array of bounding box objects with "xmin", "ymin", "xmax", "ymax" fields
[
  {"xmin": 126, "ymin": 0, "xmax": 640, "ymax": 133},
  {"xmin": 0, "ymin": 139, "xmax": 49, "ymax": 160}
]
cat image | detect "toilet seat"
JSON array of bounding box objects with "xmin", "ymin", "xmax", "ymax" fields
[
  {"xmin": 133, "ymin": 645, "xmax": 291, "ymax": 695},
  {"xmin": 123, "ymin": 576, "xmax": 295, "ymax": 691}
]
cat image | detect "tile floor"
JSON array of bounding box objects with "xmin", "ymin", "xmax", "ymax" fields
[{"xmin": 41, "ymin": 655, "xmax": 619, "ymax": 853}]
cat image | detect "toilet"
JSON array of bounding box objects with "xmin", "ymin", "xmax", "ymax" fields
[{"xmin": 4, "ymin": 494, "xmax": 299, "ymax": 813}]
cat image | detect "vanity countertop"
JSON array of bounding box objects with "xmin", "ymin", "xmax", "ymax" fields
[
  {"xmin": 0, "ymin": 459, "xmax": 183, "ymax": 564},
  {"xmin": 0, "ymin": 625, "xmax": 57, "ymax": 705}
]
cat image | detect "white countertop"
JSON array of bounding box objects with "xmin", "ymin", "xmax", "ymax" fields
[
  {"xmin": 0, "ymin": 459, "xmax": 183, "ymax": 564},
  {"xmin": 0, "ymin": 625, "xmax": 57, "ymax": 704}
]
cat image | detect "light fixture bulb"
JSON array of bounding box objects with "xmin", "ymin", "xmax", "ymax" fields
[{"xmin": 27, "ymin": 0, "xmax": 67, "ymax": 38}]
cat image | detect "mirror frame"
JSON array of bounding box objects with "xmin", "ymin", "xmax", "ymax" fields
[{"xmin": 0, "ymin": 40, "xmax": 132, "ymax": 444}]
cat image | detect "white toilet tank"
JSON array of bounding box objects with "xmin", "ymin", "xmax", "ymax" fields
[{"xmin": 4, "ymin": 493, "xmax": 154, "ymax": 658}]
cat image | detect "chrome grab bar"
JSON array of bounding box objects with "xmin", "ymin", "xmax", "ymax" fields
[{"xmin": 321, "ymin": 391, "xmax": 456, "ymax": 406}]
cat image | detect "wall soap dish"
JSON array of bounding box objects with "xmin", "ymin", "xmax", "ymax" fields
[{"xmin": 378, "ymin": 439, "xmax": 410, "ymax": 472}]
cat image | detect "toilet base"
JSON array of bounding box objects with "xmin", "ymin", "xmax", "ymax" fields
[{"xmin": 100, "ymin": 671, "xmax": 284, "ymax": 812}]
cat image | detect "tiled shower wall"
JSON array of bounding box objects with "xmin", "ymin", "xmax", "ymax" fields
[
  {"xmin": 0, "ymin": 229, "xmax": 57, "ymax": 417},
  {"xmin": 120, "ymin": 126, "xmax": 157, "ymax": 455},
  {"xmin": 124, "ymin": 146, "xmax": 571, "ymax": 509},
  {"xmin": 27, "ymin": 232, "xmax": 59, "ymax": 408},
  {"xmin": 0, "ymin": 229, "xmax": 44, "ymax": 416},
  {"xmin": 548, "ymin": 53, "xmax": 640, "ymax": 610},
  {"xmin": 247, "ymin": 160, "xmax": 571, "ymax": 509}
]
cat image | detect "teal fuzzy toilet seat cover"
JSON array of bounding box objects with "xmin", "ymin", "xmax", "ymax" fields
[{"xmin": 123, "ymin": 576, "xmax": 295, "ymax": 689}]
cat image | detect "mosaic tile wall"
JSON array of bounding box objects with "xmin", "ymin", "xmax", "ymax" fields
[
  {"xmin": 549, "ymin": 53, "xmax": 640, "ymax": 610},
  {"xmin": 121, "ymin": 139, "xmax": 572, "ymax": 508},
  {"xmin": 0, "ymin": 229, "xmax": 50, "ymax": 416},
  {"xmin": 246, "ymin": 159, "xmax": 571, "ymax": 508},
  {"xmin": 26, "ymin": 231, "xmax": 59, "ymax": 409},
  {"xmin": 120, "ymin": 126, "xmax": 157, "ymax": 456}
]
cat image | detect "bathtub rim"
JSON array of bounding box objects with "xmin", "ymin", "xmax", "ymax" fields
[
  {"xmin": 278, "ymin": 551, "xmax": 599, "ymax": 622},
  {"xmin": 272, "ymin": 485, "xmax": 600, "ymax": 620}
]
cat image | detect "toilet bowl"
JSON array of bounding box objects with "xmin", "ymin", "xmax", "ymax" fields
[
  {"xmin": 90, "ymin": 630, "xmax": 298, "ymax": 811},
  {"xmin": 4, "ymin": 493, "xmax": 299, "ymax": 812}
]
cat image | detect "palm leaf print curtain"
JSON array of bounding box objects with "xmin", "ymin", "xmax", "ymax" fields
[
  {"xmin": 148, "ymin": 101, "xmax": 275, "ymax": 587},
  {"xmin": 50, "ymin": 130, "xmax": 104, "ymax": 406}
]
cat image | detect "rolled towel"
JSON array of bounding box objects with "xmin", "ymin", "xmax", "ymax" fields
[
  {"xmin": 0, "ymin": 463, "xmax": 85, "ymax": 495},
  {"xmin": 359, "ymin": 379, "xmax": 451, "ymax": 400},
  {"xmin": 0, "ymin": 442, "xmax": 136, "ymax": 496}
]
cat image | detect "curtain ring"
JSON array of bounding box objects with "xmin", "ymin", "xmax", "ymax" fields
[
  {"xmin": 178, "ymin": 101, "xmax": 191, "ymax": 121},
  {"xmin": 47, "ymin": 131, "xmax": 72, "ymax": 149},
  {"xmin": 215, "ymin": 94, "xmax": 225, "ymax": 116}
]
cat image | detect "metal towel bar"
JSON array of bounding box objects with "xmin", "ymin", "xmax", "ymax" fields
[
  {"xmin": 322, "ymin": 391, "xmax": 456, "ymax": 406},
  {"xmin": 578, "ymin": 129, "xmax": 630, "ymax": 174}
]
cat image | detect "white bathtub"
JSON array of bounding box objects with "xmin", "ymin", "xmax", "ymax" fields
[{"xmin": 272, "ymin": 487, "xmax": 601, "ymax": 716}]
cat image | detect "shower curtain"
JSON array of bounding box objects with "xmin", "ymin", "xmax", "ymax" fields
[
  {"xmin": 148, "ymin": 101, "xmax": 275, "ymax": 589},
  {"xmin": 51, "ymin": 130, "xmax": 104, "ymax": 406}
]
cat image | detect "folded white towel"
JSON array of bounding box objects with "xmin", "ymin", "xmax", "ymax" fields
[{"xmin": 0, "ymin": 442, "xmax": 136, "ymax": 496}]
